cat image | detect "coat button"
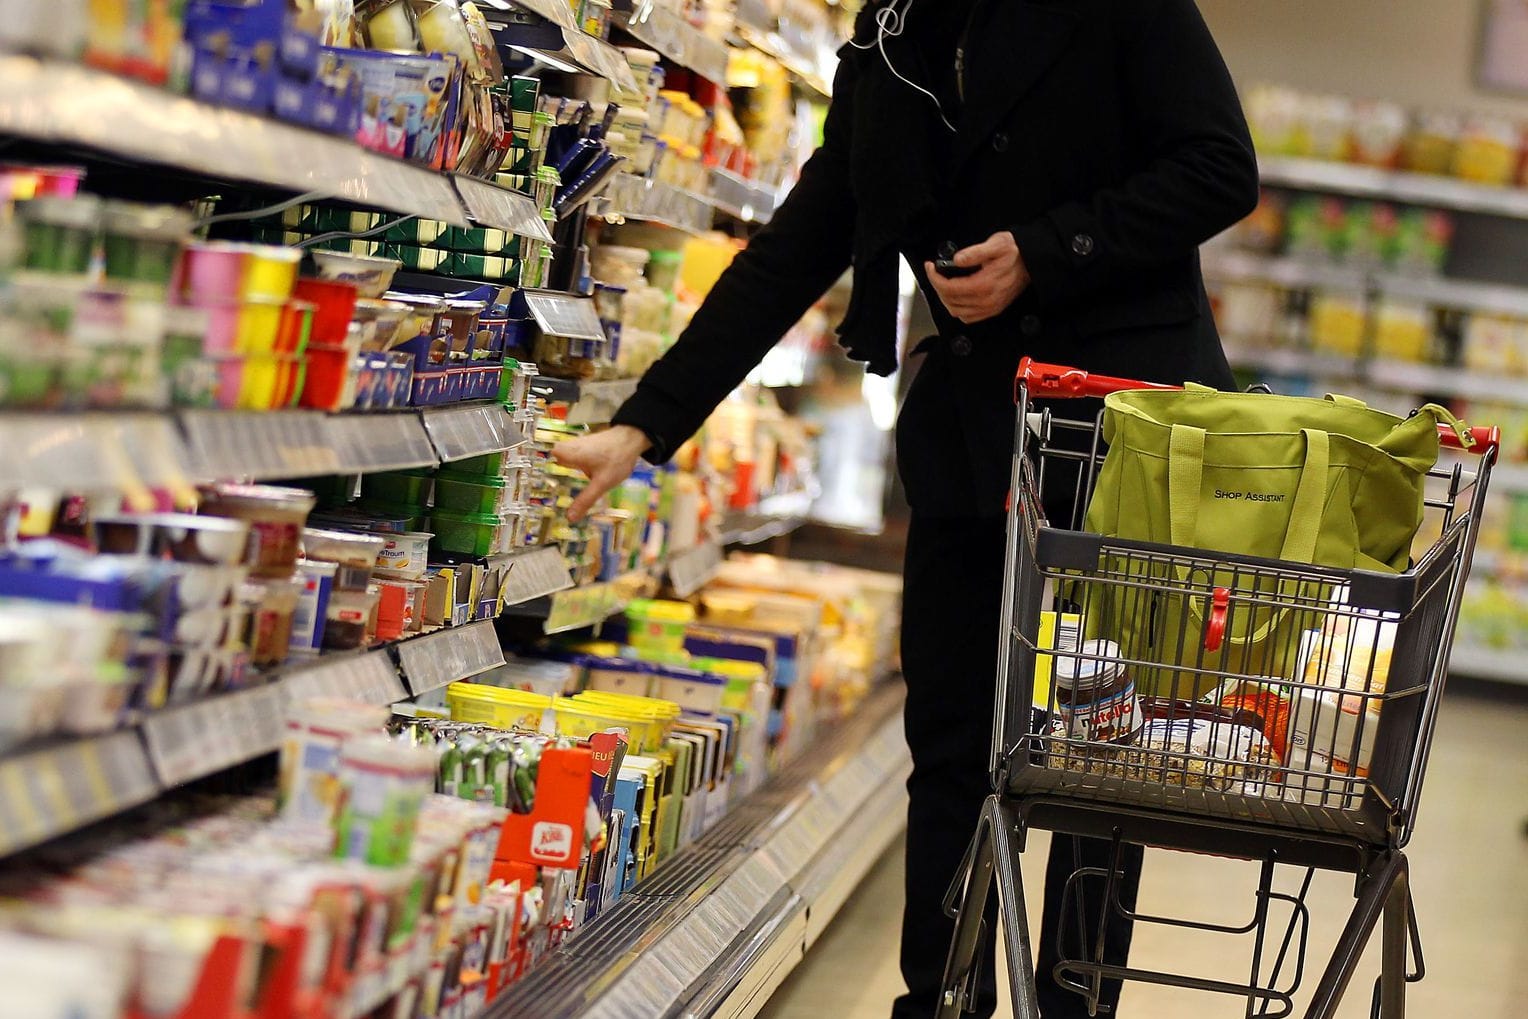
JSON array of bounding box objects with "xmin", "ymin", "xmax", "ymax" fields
[
  {"xmin": 991, "ymin": 132, "xmax": 1010, "ymax": 152},
  {"xmin": 950, "ymin": 334, "xmax": 973, "ymax": 357},
  {"xmin": 1020, "ymin": 314, "xmax": 1041, "ymax": 337},
  {"xmin": 1071, "ymin": 233, "xmax": 1095, "ymax": 256}
]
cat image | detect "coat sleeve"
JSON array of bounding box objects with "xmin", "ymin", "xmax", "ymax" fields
[
  {"xmin": 609, "ymin": 55, "xmax": 860, "ymax": 463},
  {"xmin": 1008, "ymin": 0, "xmax": 1258, "ymax": 309}
]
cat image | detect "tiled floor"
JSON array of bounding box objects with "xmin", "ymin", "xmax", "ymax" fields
[{"xmin": 760, "ymin": 688, "xmax": 1528, "ymax": 1019}]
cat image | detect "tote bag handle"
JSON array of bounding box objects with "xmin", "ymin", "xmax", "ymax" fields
[{"xmin": 1166, "ymin": 425, "xmax": 1332, "ymax": 651}]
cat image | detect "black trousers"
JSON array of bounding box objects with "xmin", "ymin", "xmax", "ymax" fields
[{"xmin": 891, "ymin": 514, "xmax": 1144, "ymax": 1019}]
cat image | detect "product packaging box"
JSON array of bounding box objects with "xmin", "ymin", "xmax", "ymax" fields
[{"xmin": 328, "ymin": 48, "xmax": 461, "ymax": 167}]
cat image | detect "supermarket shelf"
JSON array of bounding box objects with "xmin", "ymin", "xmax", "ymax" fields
[
  {"xmin": 1202, "ymin": 248, "xmax": 1367, "ymax": 292},
  {"xmin": 0, "ymin": 412, "xmax": 195, "ymax": 497},
  {"xmin": 1366, "ymin": 358, "xmax": 1528, "ymax": 403},
  {"xmin": 181, "ymin": 409, "xmax": 440, "ymax": 480},
  {"xmin": 1448, "ymin": 644, "xmax": 1528, "ymax": 685},
  {"xmin": 1219, "ymin": 342, "xmax": 1348, "ymax": 381},
  {"xmin": 0, "ymin": 618, "xmax": 538, "ymax": 856},
  {"xmin": 709, "ymin": 167, "xmax": 781, "ymax": 225},
  {"xmin": 541, "ymin": 569, "xmax": 654, "ymax": 634},
  {"xmin": 1259, "ymin": 155, "xmax": 1528, "ymax": 221},
  {"xmin": 143, "ymin": 650, "xmax": 405, "ymax": 788},
  {"xmin": 613, "ymin": 3, "xmax": 731, "ymax": 84},
  {"xmin": 396, "ymin": 619, "xmax": 506, "ymax": 696},
  {"xmin": 1203, "ymin": 248, "xmax": 1528, "ymax": 318},
  {"xmin": 1492, "ymin": 463, "xmax": 1528, "ymax": 494},
  {"xmin": 488, "ymin": 680, "xmax": 909, "ymax": 1019},
  {"xmin": 421, "ymin": 404, "xmax": 530, "ymax": 462},
  {"xmin": 604, "ymin": 172, "xmax": 714, "ymax": 234},
  {"xmin": 499, "ymin": 0, "xmax": 640, "ymax": 91},
  {"xmin": 734, "ymin": 22, "xmax": 833, "ymax": 99},
  {"xmin": 495, "ymin": 546, "xmax": 577, "ymax": 606},
  {"xmin": 0, "ymin": 403, "xmax": 534, "ymax": 492},
  {"xmin": 719, "ymin": 490, "xmax": 817, "ymax": 545},
  {"xmin": 0, "ymin": 730, "xmax": 159, "ymax": 859},
  {"xmin": 0, "ymin": 56, "xmax": 473, "ymax": 227}
]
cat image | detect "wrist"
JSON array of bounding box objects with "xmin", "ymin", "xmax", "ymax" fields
[{"xmin": 608, "ymin": 424, "xmax": 653, "ymax": 458}]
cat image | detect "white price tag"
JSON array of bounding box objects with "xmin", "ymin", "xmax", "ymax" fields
[
  {"xmin": 143, "ymin": 685, "xmax": 284, "ymax": 788},
  {"xmin": 422, "ymin": 404, "xmax": 528, "ymax": 462},
  {"xmin": 454, "ymin": 176, "xmax": 555, "ymax": 241},
  {"xmin": 497, "ymin": 547, "xmax": 574, "ymax": 606},
  {"xmin": 397, "ymin": 620, "xmax": 506, "ymax": 696},
  {"xmin": 523, "ymin": 292, "xmax": 607, "ymax": 342},
  {"xmin": 666, "ymin": 541, "xmax": 721, "ymax": 598}
]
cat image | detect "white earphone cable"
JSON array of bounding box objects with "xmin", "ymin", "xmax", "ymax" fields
[{"xmin": 848, "ymin": 0, "xmax": 958, "ymax": 134}]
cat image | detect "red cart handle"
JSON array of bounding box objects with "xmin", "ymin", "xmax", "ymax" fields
[
  {"xmin": 1205, "ymin": 587, "xmax": 1229, "ymax": 653},
  {"xmin": 1015, "ymin": 357, "xmax": 1501, "ymax": 456}
]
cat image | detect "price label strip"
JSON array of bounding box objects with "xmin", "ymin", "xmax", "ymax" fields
[
  {"xmin": 142, "ymin": 684, "xmax": 285, "ymax": 789},
  {"xmin": 522, "ymin": 291, "xmax": 607, "ymax": 342},
  {"xmin": 325, "ymin": 414, "xmax": 438, "ymax": 473},
  {"xmin": 0, "ymin": 732, "xmax": 161, "ymax": 858},
  {"xmin": 544, "ymin": 571, "xmax": 649, "ymax": 634},
  {"xmin": 180, "ymin": 410, "xmax": 334, "ymax": 481},
  {"xmin": 422, "ymin": 404, "xmax": 528, "ymax": 462},
  {"xmin": 666, "ymin": 540, "xmax": 722, "ymax": 598},
  {"xmin": 282, "ymin": 650, "xmax": 406, "ymax": 707},
  {"xmin": 496, "ymin": 546, "xmax": 574, "ymax": 607},
  {"xmin": 453, "ymin": 175, "xmax": 556, "ymax": 241},
  {"xmin": 397, "ymin": 620, "xmax": 506, "ymax": 696}
]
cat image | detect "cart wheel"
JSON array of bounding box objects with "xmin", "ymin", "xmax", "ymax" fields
[{"xmin": 937, "ymin": 819, "xmax": 997, "ymax": 1019}]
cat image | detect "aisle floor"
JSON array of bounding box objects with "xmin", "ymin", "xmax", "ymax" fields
[{"xmin": 760, "ymin": 689, "xmax": 1528, "ymax": 1019}]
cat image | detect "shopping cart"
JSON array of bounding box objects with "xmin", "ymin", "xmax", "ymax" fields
[{"xmin": 935, "ymin": 359, "xmax": 1500, "ymax": 1019}]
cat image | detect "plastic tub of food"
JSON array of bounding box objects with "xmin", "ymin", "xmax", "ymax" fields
[
  {"xmin": 552, "ymin": 697, "xmax": 658, "ymax": 751},
  {"xmin": 653, "ymin": 663, "xmax": 726, "ymax": 714},
  {"xmin": 589, "ymin": 244, "xmax": 650, "ymax": 287},
  {"xmin": 434, "ymin": 471, "xmax": 511, "ymax": 515},
  {"xmin": 570, "ymin": 691, "xmax": 679, "ymax": 751},
  {"xmin": 311, "ymin": 250, "xmax": 401, "ymax": 298},
  {"xmin": 100, "ymin": 201, "xmax": 192, "ymax": 286},
  {"xmin": 429, "ymin": 509, "xmax": 505, "ymax": 557},
  {"xmin": 446, "ymin": 682, "xmax": 553, "ymax": 730},
  {"xmin": 199, "ymin": 484, "xmax": 317, "ymax": 578},
  {"xmin": 276, "ymin": 300, "xmax": 314, "ymax": 356},
  {"xmin": 580, "ymin": 654, "xmax": 654, "ymax": 697},
  {"xmin": 292, "ymin": 277, "xmax": 359, "ymax": 345},
  {"xmin": 626, "ymin": 598, "xmax": 695, "ymax": 656},
  {"xmin": 360, "ymin": 469, "xmax": 433, "ymax": 508},
  {"xmin": 19, "ymin": 194, "xmax": 100, "ymax": 274},
  {"xmin": 301, "ymin": 527, "xmax": 386, "ymax": 592},
  {"xmin": 373, "ymin": 530, "xmax": 433, "ymax": 580},
  {"xmin": 179, "ymin": 240, "xmax": 250, "ymax": 304},
  {"xmin": 237, "ymin": 299, "xmax": 285, "ymax": 355},
  {"xmin": 91, "ymin": 512, "xmax": 251, "ymax": 565},
  {"xmin": 356, "ymin": 500, "xmax": 429, "ymax": 533},
  {"xmin": 321, "ymin": 587, "xmax": 377, "ymax": 651}
]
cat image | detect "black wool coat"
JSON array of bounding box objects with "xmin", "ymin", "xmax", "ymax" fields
[{"xmin": 611, "ymin": 0, "xmax": 1260, "ymax": 516}]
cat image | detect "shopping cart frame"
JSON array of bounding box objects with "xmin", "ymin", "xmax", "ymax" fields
[{"xmin": 935, "ymin": 359, "xmax": 1499, "ymax": 1019}]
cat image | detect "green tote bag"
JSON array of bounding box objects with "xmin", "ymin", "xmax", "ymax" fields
[{"xmin": 1078, "ymin": 386, "xmax": 1462, "ymax": 696}]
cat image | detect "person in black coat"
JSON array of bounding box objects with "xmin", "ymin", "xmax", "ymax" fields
[{"xmin": 555, "ymin": 1, "xmax": 1258, "ymax": 1015}]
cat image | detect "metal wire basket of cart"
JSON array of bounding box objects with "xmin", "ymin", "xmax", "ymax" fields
[{"xmin": 936, "ymin": 359, "xmax": 1500, "ymax": 1019}]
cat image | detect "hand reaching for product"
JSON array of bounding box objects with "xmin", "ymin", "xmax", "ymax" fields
[
  {"xmin": 925, "ymin": 231, "xmax": 1031, "ymax": 325},
  {"xmin": 552, "ymin": 424, "xmax": 651, "ymax": 522}
]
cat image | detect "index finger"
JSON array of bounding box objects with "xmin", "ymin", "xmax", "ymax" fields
[{"xmin": 954, "ymin": 235, "xmax": 1009, "ymax": 267}]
